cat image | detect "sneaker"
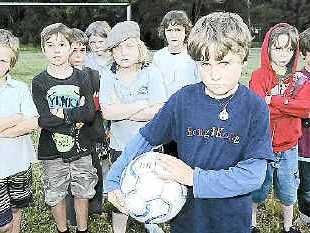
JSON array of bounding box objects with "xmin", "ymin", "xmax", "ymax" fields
[
  {"xmin": 294, "ymin": 213, "xmax": 310, "ymax": 225},
  {"xmin": 282, "ymin": 227, "xmax": 301, "ymax": 233},
  {"xmin": 250, "ymin": 226, "xmax": 260, "ymax": 233}
]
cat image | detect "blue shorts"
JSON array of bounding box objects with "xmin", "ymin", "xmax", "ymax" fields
[{"xmin": 251, "ymin": 146, "xmax": 300, "ymax": 205}]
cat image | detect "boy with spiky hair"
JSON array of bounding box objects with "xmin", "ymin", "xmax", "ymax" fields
[
  {"xmin": 249, "ymin": 24, "xmax": 302, "ymax": 233},
  {"xmin": 32, "ymin": 23, "xmax": 97, "ymax": 233},
  {"xmin": 0, "ymin": 29, "xmax": 38, "ymax": 233},
  {"xmin": 105, "ymin": 12, "xmax": 274, "ymax": 233},
  {"xmin": 85, "ymin": 21, "xmax": 112, "ymax": 73}
]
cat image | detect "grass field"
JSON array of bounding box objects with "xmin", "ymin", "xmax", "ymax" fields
[{"xmin": 11, "ymin": 48, "xmax": 310, "ymax": 233}]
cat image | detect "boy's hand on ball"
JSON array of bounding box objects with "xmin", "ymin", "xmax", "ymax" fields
[
  {"xmin": 108, "ymin": 189, "xmax": 128, "ymax": 214},
  {"xmin": 157, "ymin": 154, "xmax": 193, "ymax": 186}
]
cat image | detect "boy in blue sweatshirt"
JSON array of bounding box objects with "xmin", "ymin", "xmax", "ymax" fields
[{"xmin": 105, "ymin": 12, "xmax": 274, "ymax": 233}]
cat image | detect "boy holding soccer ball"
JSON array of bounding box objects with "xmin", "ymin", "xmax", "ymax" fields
[{"xmin": 106, "ymin": 12, "xmax": 274, "ymax": 233}]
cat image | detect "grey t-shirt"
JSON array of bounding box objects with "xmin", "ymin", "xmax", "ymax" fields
[{"xmin": 99, "ymin": 65, "xmax": 167, "ymax": 151}]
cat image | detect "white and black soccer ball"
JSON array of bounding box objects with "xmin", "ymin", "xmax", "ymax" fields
[{"xmin": 120, "ymin": 151, "xmax": 187, "ymax": 224}]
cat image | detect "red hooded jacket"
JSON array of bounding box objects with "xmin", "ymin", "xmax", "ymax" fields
[{"xmin": 249, "ymin": 23, "xmax": 310, "ymax": 152}]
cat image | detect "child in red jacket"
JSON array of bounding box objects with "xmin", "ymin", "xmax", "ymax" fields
[{"xmin": 249, "ymin": 23, "xmax": 308, "ymax": 233}]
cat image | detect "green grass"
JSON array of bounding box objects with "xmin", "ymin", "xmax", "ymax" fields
[{"xmin": 13, "ymin": 49, "xmax": 310, "ymax": 233}]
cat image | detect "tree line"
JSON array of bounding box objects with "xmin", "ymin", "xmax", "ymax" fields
[{"xmin": 0, "ymin": 0, "xmax": 309, "ymax": 49}]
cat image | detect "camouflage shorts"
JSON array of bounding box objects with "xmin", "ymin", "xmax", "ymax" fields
[{"xmin": 42, "ymin": 155, "xmax": 98, "ymax": 206}]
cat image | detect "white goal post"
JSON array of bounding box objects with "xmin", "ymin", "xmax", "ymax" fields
[{"xmin": 0, "ymin": 2, "xmax": 132, "ymax": 20}]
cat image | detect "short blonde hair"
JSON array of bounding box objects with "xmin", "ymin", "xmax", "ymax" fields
[
  {"xmin": 71, "ymin": 28, "xmax": 88, "ymax": 46},
  {"xmin": 0, "ymin": 29, "xmax": 20, "ymax": 69},
  {"xmin": 135, "ymin": 38, "xmax": 150, "ymax": 64},
  {"xmin": 187, "ymin": 12, "xmax": 252, "ymax": 63},
  {"xmin": 300, "ymin": 27, "xmax": 310, "ymax": 56},
  {"xmin": 158, "ymin": 10, "xmax": 192, "ymax": 43},
  {"xmin": 41, "ymin": 23, "xmax": 72, "ymax": 49},
  {"xmin": 85, "ymin": 21, "xmax": 111, "ymax": 38}
]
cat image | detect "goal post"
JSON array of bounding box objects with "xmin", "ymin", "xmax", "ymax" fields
[{"xmin": 0, "ymin": 2, "xmax": 132, "ymax": 20}]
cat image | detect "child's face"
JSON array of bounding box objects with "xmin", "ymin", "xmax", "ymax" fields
[
  {"xmin": 270, "ymin": 34, "xmax": 294, "ymax": 68},
  {"xmin": 112, "ymin": 38, "xmax": 140, "ymax": 68},
  {"xmin": 165, "ymin": 24, "xmax": 186, "ymax": 47},
  {"xmin": 89, "ymin": 35, "xmax": 107, "ymax": 56},
  {"xmin": 198, "ymin": 44, "xmax": 243, "ymax": 98},
  {"xmin": 0, "ymin": 46, "xmax": 12, "ymax": 78},
  {"xmin": 43, "ymin": 33, "xmax": 71, "ymax": 66},
  {"xmin": 69, "ymin": 42, "xmax": 86, "ymax": 68}
]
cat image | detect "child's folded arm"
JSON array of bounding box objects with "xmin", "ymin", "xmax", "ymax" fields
[
  {"xmin": 0, "ymin": 114, "xmax": 23, "ymax": 132},
  {"xmin": 128, "ymin": 103, "xmax": 165, "ymax": 122},
  {"xmin": 101, "ymin": 101, "xmax": 148, "ymax": 121},
  {"xmin": 32, "ymin": 80, "xmax": 67, "ymax": 129},
  {"xmin": 62, "ymin": 77, "xmax": 95, "ymax": 124},
  {"xmin": 0, "ymin": 117, "xmax": 38, "ymax": 138},
  {"xmin": 270, "ymin": 84, "xmax": 310, "ymax": 118}
]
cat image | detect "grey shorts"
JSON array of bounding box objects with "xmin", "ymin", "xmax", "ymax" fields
[{"xmin": 42, "ymin": 155, "xmax": 98, "ymax": 207}]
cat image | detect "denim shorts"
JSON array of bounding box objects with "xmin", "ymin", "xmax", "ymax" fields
[
  {"xmin": 42, "ymin": 155, "xmax": 98, "ymax": 206},
  {"xmin": 252, "ymin": 146, "xmax": 300, "ymax": 205},
  {"xmin": 0, "ymin": 166, "xmax": 32, "ymax": 227}
]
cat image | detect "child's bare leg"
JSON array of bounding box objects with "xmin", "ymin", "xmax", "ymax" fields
[
  {"xmin": 74, "ymin": 198, "xmax": 88, "ymax": 231},
  {"xmin": 112, "ymin": 212, "xmax": 128, "ymax": 233},
  {"xmin": 51, "ymin": 200, "xmax": 67, "ymax": 232},
  {"xmin": 0, "ymin": 222, "xmax": 12, "ymax": 233},
  {"xmin": 11, "ymin": 209, "xmax": 21, "ymax": 233}
]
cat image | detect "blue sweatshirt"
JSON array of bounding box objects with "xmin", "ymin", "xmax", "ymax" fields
[{"xmin": 106, "ymin": 82, "xmax": 274, "ymax": 233}]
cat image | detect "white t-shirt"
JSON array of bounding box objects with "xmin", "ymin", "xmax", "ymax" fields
[
  {"xmin": 152, "ymin": 47, "xmax": 200, "ymax": 99},
  {"xmin": 0, "ymin": 75, "xmax": 38, "ymax": 178},
  {"xmin": 99, "ymin": 65, "xmax": 167, "ymax": 151}
]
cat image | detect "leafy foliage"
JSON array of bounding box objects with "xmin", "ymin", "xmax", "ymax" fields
[{"xmin": 1, "ymin": 0, "xmax": 310, "ymax": 49}]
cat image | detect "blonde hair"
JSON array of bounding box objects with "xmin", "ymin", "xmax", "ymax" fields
[
  {"xmin": 112, "ymin": 38, "xmax": 150, "ymax": 67},
  {"xmin": 187, "ymin": 12, "xmax": 252, "ymax": 63},
  {"xmin": 85, "ymin": 21, "xmax": 111, "ymax": 38},
  {"xmin": 41, "ymin": 23, "xmax": 72, "ymax": 49},
  {"xmin": 300, "ymin": 27, "xmax": 310, "ymax": 57},
  {"xmin": 0, "ymin": 29, "xmax": 20, "ymax": 69},
  {"xmin": 71, "ymin": 28, "xmax": 88, "ymax": 46},
  {"xmin": 158, "ymin": 10, "xmax": 192, "ymax": 43}
]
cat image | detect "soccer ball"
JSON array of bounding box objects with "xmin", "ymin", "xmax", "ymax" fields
[{"xmin": 120, "ymin": 151, "xmax": 187, "ymax": 224}]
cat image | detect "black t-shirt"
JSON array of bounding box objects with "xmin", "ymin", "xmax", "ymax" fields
[{"xmin": 32, "ymin": 68, "xmax": 96, "ymax": 161}]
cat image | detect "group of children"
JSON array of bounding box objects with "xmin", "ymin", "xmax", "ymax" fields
[{"xmin": 1, "ymin": 8, "xmax": 310, "ymax": 233}]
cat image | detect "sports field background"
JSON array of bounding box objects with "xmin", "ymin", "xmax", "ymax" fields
[{"xmin": 11, "ymin": 48, "xmax": 309, "ymax": 233}]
